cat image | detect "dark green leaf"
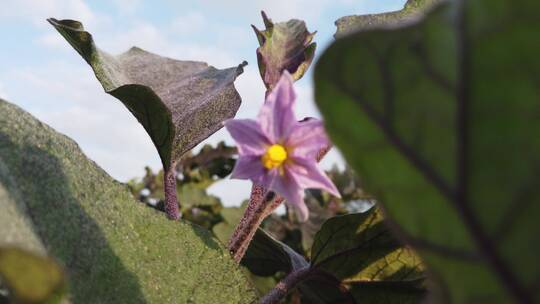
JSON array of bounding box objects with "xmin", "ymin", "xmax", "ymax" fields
[
  {"xmin": 311, "ymin": 209, "xmax": 423, "ymax": 280},
  {"xmin": 0, "ymin": 247, "xmax": 65, "ymax": 304},
  {"xmin": 242, "ymin": 229, "xmax": 308, "ymax": 277},
  {"xmin": 299, "ymin": 191, "xmax": 337, "ymax": 252},
  {"xmin": 348, "ymin": 280, "xmax": 426, "ymax": 304},
  {"xmin": 298, "ymin": 273, "xmax": 353, "ymax": 304},
  {"xmin": 48, "ymin": 18, "xmax": 246, "ymax": 170},
  {"xmin": 177, "ymin": 142, "xmax": 237, "ymax": 184},
  {"xmin": 315, "ymin": 0, "xmax": 540, "ymax": 302},
  {"xmin": 252, "ymin": 11, "xmax": 316, "ymax": 88},
  {"xmin": 308, "ymin": 209, "xmax": 425, "ymax": 303},
  {"xmin": 0, "ymin": 99, "xmax": 257, "ymax": 303},
  {"xmin": 334, "ymin": 0, "xmax": 440, "ymax": 38}
]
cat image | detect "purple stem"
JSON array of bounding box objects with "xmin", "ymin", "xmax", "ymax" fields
[
  {"xmin": 260, "ymin": 268, "xmax": 312, "ymax": 304},
  {"xmin": 228, "ymin": 185, "xmax": 282, "ymax": 262},
  {"xmin": 227, "ymin": 146, "xmax": 331, "ymax": 263},
  {"xmin": 164, "ymin": 163, "xmax": 180, "ymax": 220}
]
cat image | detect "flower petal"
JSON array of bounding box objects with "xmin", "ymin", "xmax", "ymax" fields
[
  {"xmin": 287, "ymin": 157, "xmax": 341, "ymax": 198},
  {"xmin": 258, "ymin": 167, "xmax": 279, "ymax": 189},
  {"xmin": 230, "ymin": 155, "xmax": 266, "ymax": 181},
  {"xmin": 271, "ymin": 169, "xmax": 309, "ymax": 222},
  {"xmin": 286, "ymin": 118, "xmax": 330, "ymax": 159},
  {"xmin": 258, "ymin": 71, "xmax": 297, "ymax": 142},
  {"xmin": 225, "ymin": 119, "xmax": 270, "ymax": 155}
]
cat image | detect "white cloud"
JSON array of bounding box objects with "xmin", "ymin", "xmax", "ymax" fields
[
  {"xmin": 207, "ymin": 179, "xmax": 252, "ymax": 207},
  {"xmin": 2, "ymin": 61, "xmax": 161, "ymax": 181},
  {"xmin": 0, "ymin": 82, "xmax": 9, "ymax": 100},
  {"xmin": 171, "ymin": 12, "xmax": 207, "ymax": 35},
  {"xmin": 49, "ymin": 20, "xmax": 241, "ymax": 68},
  {"xmin": 36, "ymin": 32, "xmax": 67, "ymax": 50},
  {"xmin": 197, "ymin": 0, "xmax": 331, "ymax": 21},
  {"xmin": 111, "ymin": 0, "xmax": 142, "ymax": 14},
  {"xmin": 0, "ymin": 0, "xmax": 97, "ymax": 27}
]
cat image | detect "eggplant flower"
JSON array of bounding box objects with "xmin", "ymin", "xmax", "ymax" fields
[{"xmin": 225, "ymin": 72, "xmax": 340, "ymax": 222}]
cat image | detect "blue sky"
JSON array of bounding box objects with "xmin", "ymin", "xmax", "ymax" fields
[{"xmin": 0, "ymin": 0, "xmax": 405, "ymax": 205}]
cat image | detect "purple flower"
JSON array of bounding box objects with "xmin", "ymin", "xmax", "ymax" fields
[{"xmin": 225, "ymin": 72, "xmax": 340, "ymax": 222}]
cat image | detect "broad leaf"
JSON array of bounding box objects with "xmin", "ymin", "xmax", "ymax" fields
[
  {"xmin": 334, "ymin": 0, "xmax": 440, "ymax": 38},
  {"xmin": 242, "ymin": 229, "xmax": 308, "ymax": 277},
  {"xmin": 252, "ymin": 12, "xmax": 316, "ymax": 88},
  {"xmin": 242, "ymin": 208, "xmax": 424, "ymax": 303},
  {"xmin": 0, "ymin": 247, "xmax": 65, "ymax": 304},
  {"xmin": 48, "ymin": 18, "xmax": 246, "ymax": 170},
  {"xmin": 0, "ymin": 99, "xmax": 257, "ymax": 303},
  {"xmin": 299, "ymin": 191, "xmax": 336, "ymax": 252},
  {"xmin": 309, "ymin": 209, "xmax": 425, "ymax": 303},
  {"xmin": 315, "ymin": 0, "xmax": 540, "ymax": 302},
  {"xmin": 177, "ymin": 142, "xmax": 237, "ymax": 184},
  {"xmin": 178, "ymin": 183, "xmax": 223, "ymax": 229}
]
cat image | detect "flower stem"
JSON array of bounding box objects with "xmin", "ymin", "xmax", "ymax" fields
[
  {"xmin": 163, "ymin": 163, "xmax": 180, "ymax": 220},
  {"xmin": 228, "ymin": 185, "xmax": 283, "ymax": 262},
  {"xmin": 260, "ymin": 267, "xmax": 311, "ymax": 304},
  {"xmin": 227, "ymin": 146, "xmax": 331, "ymax": 262}
]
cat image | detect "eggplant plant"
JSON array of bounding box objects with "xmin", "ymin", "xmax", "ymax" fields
[{"xmin": 1, "ymin": 0, "xmax": 538, "ymax": 303}]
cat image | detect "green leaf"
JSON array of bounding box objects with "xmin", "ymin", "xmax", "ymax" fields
[
  {"xmin": 297, "ymin": 276, "xmax": 352, "ymax": 304},
  {"xmin": 0, "ymin": 99, "xmax": 257, "ymax": 303},
  {"xmin": 212, "ymin": 205, "xmax": 246, "ymax": 244},
  {"xmin": 315, "ymin": 0, "xmax": 540, "ymax": 302},
  {"xmin": 334, "ymin": 0, "xmax": 440, "ymax": 38},
  {"xmin": 179, "ymin": 183, "xmax": 223, "ymax": 229},
  {"xmin": 0, "ymin": 247, "xmax": 65, "ymax": 304},
  {"xmin": 48, "ymin": 18, "xmax": 246, "ymax": 170},
  {"xmin": 252, "ymin": 11, "xmax": 316, "ymax": 88},
  {"xmin": 177, "ymin": 142, "xmax": 237, "ymax": 184},
  {"xmin": 311, "ymin": 209, "xmax": 424, "ymax": 281},
  {"xmin": 242, "ymin": 209, "xmax": 424, "ymax": 303},
  {"xmin": 179, "ymin": 183, "xmax": 222, "ymax": 212},
  {"xmin": 299, "ymin": 191, "xmax": 338, "ymax": 253},
  {"xmin": 308, "ymin": 209, "xmax": 425, "ymax": 303},
  {"xmin": 242, "ymin": 229, "xmax": 308, "ymax": 277}
]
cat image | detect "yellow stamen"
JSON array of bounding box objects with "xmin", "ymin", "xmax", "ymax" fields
[{"xmin": 261, "ymin": 144, "xmax": 288, "ymax": 169}]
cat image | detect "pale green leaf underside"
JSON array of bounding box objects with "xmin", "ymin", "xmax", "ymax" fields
[{"xmin": 0, "ymin": 99, "xmax": 257, "ymax": 303}]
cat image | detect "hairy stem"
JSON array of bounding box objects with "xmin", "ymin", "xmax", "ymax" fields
[
  {"xmin": 260, "ymin": 268, "xmax": 311, "ymax": 304},
  {"xmin": 228, "ymin": 187, "xmax": 283, "ymax": 262},
  {"xmin": 163, "ymin": 163, "xmax": 180, "ymax": 220},
  {"xmin": 228, "ymin": 146, "xmax": 331, "ymax": 263}
]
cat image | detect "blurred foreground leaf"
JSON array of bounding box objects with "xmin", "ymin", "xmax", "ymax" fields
[
  {"xmin": 0, "ymin": 247, "xmax": 65, "ymax": 304},
  {"xmin": 315, "ymin": 0, "xmax": 540, "ymax": 302}
]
